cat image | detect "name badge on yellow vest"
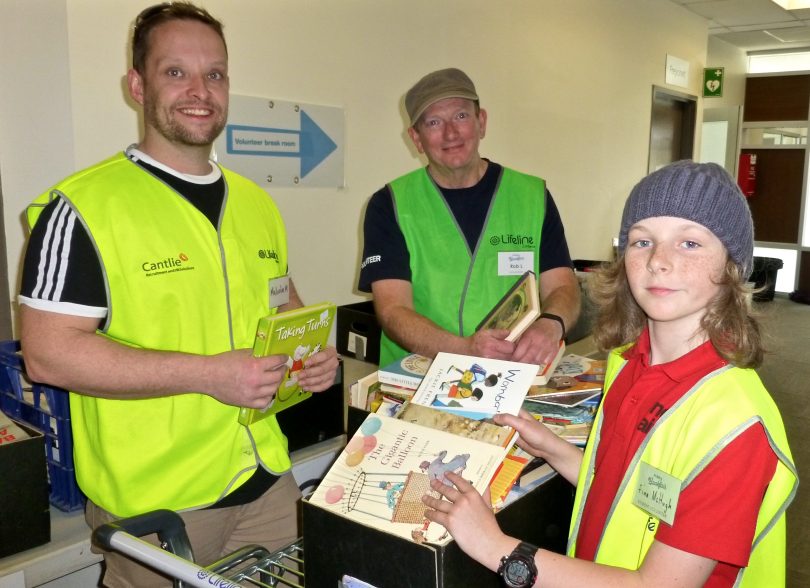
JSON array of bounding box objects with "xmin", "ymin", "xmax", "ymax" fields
[
  {"xmin": 633, "ymin": 462, "xmax": 681, "ymax": 526},
  {"xmin": 269, "ymin": 275, "xmax": 290, "ymax": 308}
]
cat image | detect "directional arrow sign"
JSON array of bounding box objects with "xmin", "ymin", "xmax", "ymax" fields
[
  {"xmin": 225, "ymin": 111, "xmax": 337, "ymax": 177},
  {"xmin": 215, "ymin": 95, "xmax": 344, "ymax": 188}
]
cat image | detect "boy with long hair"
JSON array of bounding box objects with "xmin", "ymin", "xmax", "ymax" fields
[{"xmin": 424, "ymin": 161, "xmax": 797, "ymax": 587}]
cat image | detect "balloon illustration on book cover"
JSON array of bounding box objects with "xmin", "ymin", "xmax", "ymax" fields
[{"xmin": 319, "ymin": 415, "xmax": 467, "ymax": 543}]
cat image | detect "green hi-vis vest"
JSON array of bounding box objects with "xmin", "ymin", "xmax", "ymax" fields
[
  {"xmin": 379, "ymin": 166, "xmax": 545, "ymax": 367},
  {"xmin": 568, "ymin": 347, "xmax": 797, "ymax": 586},
  {"xmin": 27, "ymin": 152, "xmax": 292, "ymax": 517}
]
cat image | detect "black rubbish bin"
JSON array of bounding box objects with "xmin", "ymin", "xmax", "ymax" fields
[{"xmin": 750, "ymin": 257, "xmax": 783, "ymax": 302}]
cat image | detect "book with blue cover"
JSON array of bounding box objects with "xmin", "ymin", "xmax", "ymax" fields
[{"xmin": 377, "ymin": 353, "xmax": 432, "ymax": 390}]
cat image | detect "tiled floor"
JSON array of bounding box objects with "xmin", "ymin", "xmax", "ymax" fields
[{"xmin": 755, "ymin": 296, "xmax": 809, "ymax": 587}]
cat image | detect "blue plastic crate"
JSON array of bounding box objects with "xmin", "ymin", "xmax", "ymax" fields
[{"xmin": 0, "ymin": 340, "xmax": 84, "ymax": 512}]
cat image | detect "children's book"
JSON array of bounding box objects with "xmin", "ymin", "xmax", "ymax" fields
[
  {"xmin": 308, "ymin": 412, "xmax": 515, "ymax": 545},
  {"xmin": 377, "ymin": 353, "xmax": 432, "ymax": 390},
  {"xmin": 526, "ymin": 353, "xmax": 606, "ymax": 401},
  {"xmin": 238, "ymin": 302, "xmax": 336, "ymax": 426},
  {"xmin": 500, "ymin": 458, "xmax": 556, "ymax": 508},
  {"xmin": 523, "ymin": 394, "xmax": 601, "ymax": 446},
  {"xmin": 350, "ymin": 371, "xmax": 382, "ymax": 410},
  {"xmin": 533, "ymin": 339, "xmax": 566, "ymax": 386},
  {"xmin": 489, "ymin": 451, "xmax": 531, "ymax": 509},
  {"xmin": 476, "ymin": 270, "xmax": 540, "ymax": 342},
  {"xmin": 527, "ymin": 389, "xmax": 601, "ymax": 408},
  {"xmin": 395, "ymin": 401, "xmax": 515, "ymax": 448},
  {"xmin": 409, "ymin": 352, "xmax": 538, "ymax": 421}
]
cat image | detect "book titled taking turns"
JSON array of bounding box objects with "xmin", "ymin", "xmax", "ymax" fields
[{"xmin": 238, "ymin": 302, "xmax": 336, "ymax": 426}]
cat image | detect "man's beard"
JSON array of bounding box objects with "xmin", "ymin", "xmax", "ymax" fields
[{"xmin": 145, "ymin": 99, "xmax": 227, "ymax": 147}]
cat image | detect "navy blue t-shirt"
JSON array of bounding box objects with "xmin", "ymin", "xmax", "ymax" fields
[{"xmin": 358, "ymin": 161, "xmax": 573, "ymax": 292}]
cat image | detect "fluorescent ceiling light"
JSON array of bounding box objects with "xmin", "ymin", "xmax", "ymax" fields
[{"xmin": 771, "ymin": 0, "xmax": 810, "ymax": 9}]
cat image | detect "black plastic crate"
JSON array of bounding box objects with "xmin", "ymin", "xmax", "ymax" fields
[{"xmin": 0, "ymin": 340, "xmax": 84, "ymax": 511}]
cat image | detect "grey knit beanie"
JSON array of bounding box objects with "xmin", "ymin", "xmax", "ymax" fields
[{"xmin": 617, "ymin": 160, "xmax": 754, "ymax": 279}]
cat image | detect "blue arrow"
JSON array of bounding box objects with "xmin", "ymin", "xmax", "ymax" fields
[
  {"xmin": 224, "ymin": 110, "xmax": 337, "ymax": 178},
  {"xmin": 299, "ymin": 111, "xmax": 337, "ymax": 177}
]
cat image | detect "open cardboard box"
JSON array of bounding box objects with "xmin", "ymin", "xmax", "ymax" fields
[
  {"xmin": 0, "ymin": 419, "xmax": 50, "ymax": 558},
  {"xmin": 303, "ymin": 406, "xmax": 573, "ymax": 587},
  {"xmin": 303, "ymin": 471, "xmax": 572, "ymax": 587}
]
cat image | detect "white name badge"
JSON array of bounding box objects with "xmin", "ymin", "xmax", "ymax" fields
[
  {"xmin": 268, "ymin": 275, "xmax": 290, "ymax": 308},
  {"xmin": 632, "ymin": 462, "xmax": 681, "ymax": 526},
  {"xmin": 498, "ymin": 251, "xmax": 534, "ymax": 276}
]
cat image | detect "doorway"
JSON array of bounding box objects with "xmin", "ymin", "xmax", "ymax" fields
[
  {"xmin": 648, "ymin": 86, "xmax": 697, "ymax": 173},
  {"xmin": 700, "ymin": 105, "xmax": 742, "ymax": 176}
]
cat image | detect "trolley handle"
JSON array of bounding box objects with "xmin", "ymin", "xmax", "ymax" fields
[{"xmin": 92, "ymin": 508, "xmax": 195, "ymax": 563}]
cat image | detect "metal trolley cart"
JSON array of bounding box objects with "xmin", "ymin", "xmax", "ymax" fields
[{"xmin": 93, "ymin": 509, "xmax": 304, "ymax": 588}]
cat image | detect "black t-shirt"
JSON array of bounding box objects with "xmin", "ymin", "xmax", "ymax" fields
[
  {"xmin": 20, "ymin": 157, "xmax": 225, "ymax": 315},
  {"xmin": 357, "ymin": 161, "xmax": 573, "ymax": 292}
]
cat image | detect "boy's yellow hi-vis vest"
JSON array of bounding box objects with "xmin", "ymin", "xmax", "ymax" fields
[
  {"xmin": 27, "ymin": 152, "xmax": 293, "ymax": 516},
  {"xmin": 568, "ymin": 347, "xmax": 797, "ymax": 586},
  {"xmin": 380, "ymin": 166, "xmax": 545, "ymax": 367}
]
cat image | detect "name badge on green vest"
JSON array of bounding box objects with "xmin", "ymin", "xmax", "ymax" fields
[
  {"xmin": 633, "ymin": 462, "xmax": 681, "ymax": 525},
  {"xmin": 498, "ymin": 251, "xmax": 534, "ymax": 276},
  {"xmin": 269, "ymin": 275, "xmax": 290, "ymax": 308}
]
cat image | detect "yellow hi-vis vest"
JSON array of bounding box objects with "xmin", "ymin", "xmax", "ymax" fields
[
  {"xmin": 27, "ymin": 152, "xmax": 292, "ymax": 516},
  {"xmin": 568, "ymin": 347, "xmax": 797, "ymax": 586},
  {"xmin": 380, "ymin": 166, "xmax": 545, "ymax": 367}
]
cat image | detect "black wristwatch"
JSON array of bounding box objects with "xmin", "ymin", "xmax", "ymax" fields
[{"xmin": 497, "ymin": 541, "xmax": 539, "ymax": 588}]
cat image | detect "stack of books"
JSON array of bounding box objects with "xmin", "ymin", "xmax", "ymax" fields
[
  {"xmin": 523, "ymin": 353, "xmax": 606, "ymax": 446},
  {"xmin": 311, "ymin": 351, "xmax": 541, "ymax": 544},
  {"xmin": 349, "ymin": 353, "xmax": 431, "ymax": 414}
]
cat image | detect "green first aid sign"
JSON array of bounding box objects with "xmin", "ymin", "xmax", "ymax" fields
[{"xmin": 703, "ymin": 67, "xmax": 724, "ymax": 98}]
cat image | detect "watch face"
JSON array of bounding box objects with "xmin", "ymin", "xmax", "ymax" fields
[{"xmin": 504, "ymin": 558, "xmax": 533, "ymax": 587}]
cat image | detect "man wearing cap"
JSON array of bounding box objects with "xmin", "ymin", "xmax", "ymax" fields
[{"xmin": 359, "ymin": 68, "xmax": 580, "ymax": 368}]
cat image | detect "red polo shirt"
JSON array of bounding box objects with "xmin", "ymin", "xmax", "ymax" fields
[{"xmin": 575, "ymin": 328, "xmax": 777, "ymax": 587}]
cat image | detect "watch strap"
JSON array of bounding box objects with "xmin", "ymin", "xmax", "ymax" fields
[{"xmin": 539, "ymin": 312, "xmax": 566, "ymax": 339}]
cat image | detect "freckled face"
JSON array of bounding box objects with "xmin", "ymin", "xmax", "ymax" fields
[
  {"xmin": 624, "ymin": 216, "xmax": 728, "ymax": 336},
  {"xmin": 130, "ymin": 19, "xmax": 229, "ymax": 148}
]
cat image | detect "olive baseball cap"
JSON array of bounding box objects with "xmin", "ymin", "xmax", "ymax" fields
[{"xmin": 405, "ymin": 68, "xmax": 479, "ymax": 125}]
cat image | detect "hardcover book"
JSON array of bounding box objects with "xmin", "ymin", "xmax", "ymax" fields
[
  {"xmin": 310, "ymin": 351, "xmax": 539, "ymax": 545},
  {"xmin": 476, "ymin": 270, "xmax": 540, "ymax": 342},
  {"xmin": 409, "ymin": 352, "xmax": 538, "ymax": 421},
  {"xmin": 377, "ymin": 353, "xmax": 432, "ymax": 390},
  {"xmin": 526, "ymin": 353, "xmax": 605, "ymax": 403},
  {"xmin": 350, "ymin": 371, "xmax": 383, "ymax": 410},
  {"xmin": 533, "ymin": 339, "xmax": 566, "ymax": 386},
  {"xmin": 308, "ymin": 411, "xmax": 514, "ymax": 545},
  {"xmin": 238, "ymin": 302, "xmax": 336, "ymax": 426}
]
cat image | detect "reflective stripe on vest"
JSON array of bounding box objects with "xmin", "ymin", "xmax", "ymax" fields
[
  {"xmin": 27, "ymin": 152, "xmax": 293, "ymax": 516},
  {"xmin": 567, "ymin": 347, "xmax": 797, "ymax": 586},
  {"xmin": 379, "ymin": 166, "xmax": 545, "ymax": 367}
]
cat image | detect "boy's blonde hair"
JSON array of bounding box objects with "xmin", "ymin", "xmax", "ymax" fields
[
  {"xmin": 594, "ymin": 160, "xmax": 764, "ymax": 368},
  {"xmin": 590, "ymin": 246, "xmax": 764, "ymax": 369}
]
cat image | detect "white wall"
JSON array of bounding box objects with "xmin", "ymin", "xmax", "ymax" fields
[
  {"xmin": 706, "ymin": 36, "xmax": 748, "ymax": 109},
  {"xmin": 0, "ymin": 0, "xmax": 709, "ymax": 334},
  {"xmin": 0, "ymin": 0, "xmax": 76, "ymax": 335}
]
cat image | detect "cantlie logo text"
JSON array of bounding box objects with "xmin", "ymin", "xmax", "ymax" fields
[
  {"xmin": 142, "ymin": 253, "xmax": 194, "ymax": 277},
  {"xmin": 258, "ymin": 249, "xmax": 279, "ymax": 261}
]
